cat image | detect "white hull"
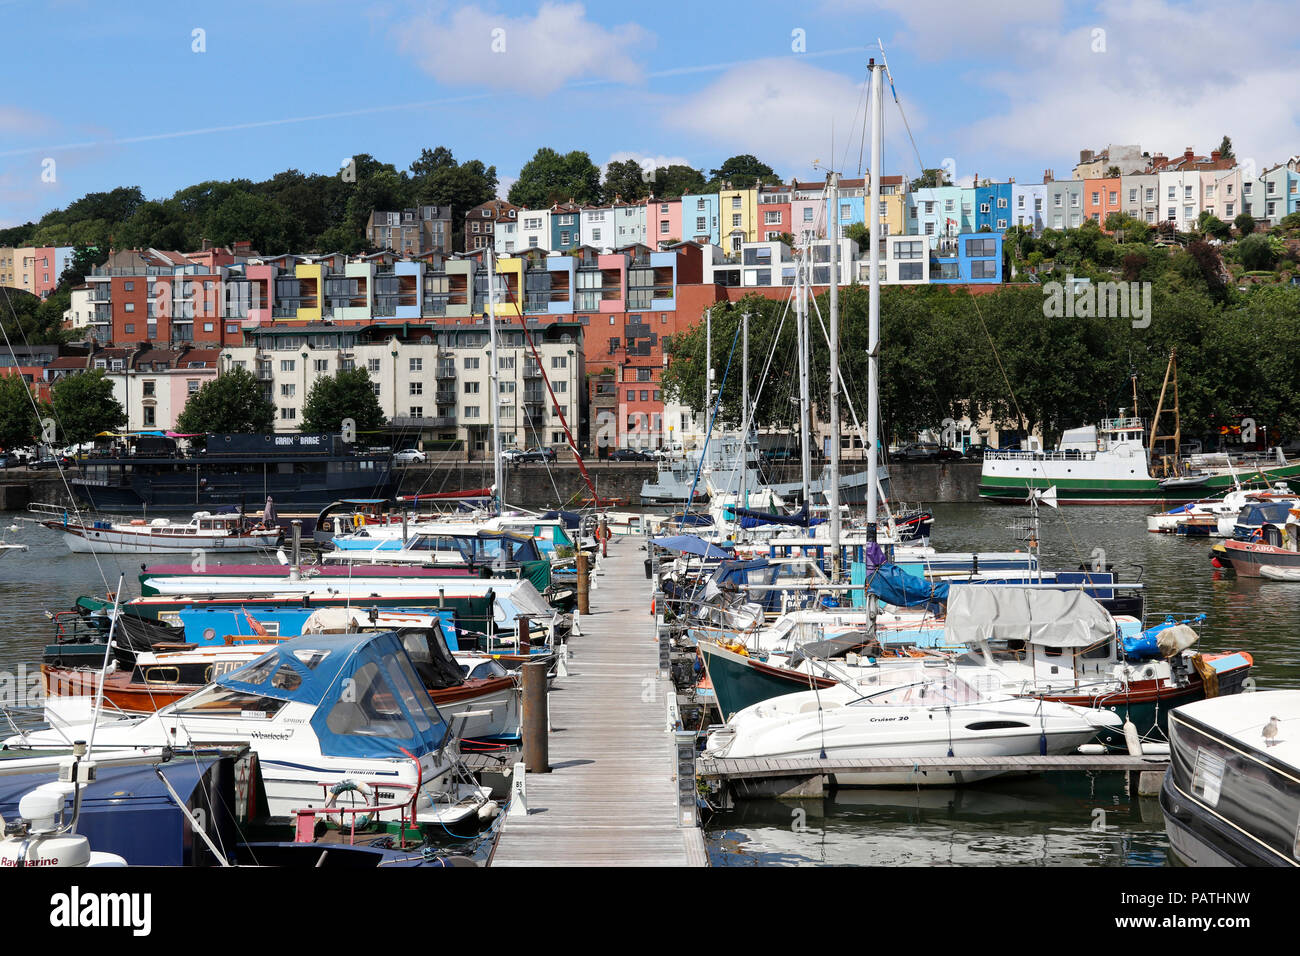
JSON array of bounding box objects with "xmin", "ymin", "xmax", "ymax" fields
[{"xmin": 62, "ymin": 529, "xmax": 281, "ymax": 554}]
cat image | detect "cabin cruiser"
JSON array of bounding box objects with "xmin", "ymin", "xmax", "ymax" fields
[
  {"xmin": 9, "ymin": 631, "xmax": 497, "ymax": 830},
  {"xmin": 703, "ymin": 674, "xmax": 1121, "ymax": 787},
  {"xmin": 1161, "ymin": 690, "xmax": 1300, "ymax": 866}
]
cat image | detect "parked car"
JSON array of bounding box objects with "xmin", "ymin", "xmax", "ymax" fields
[
  {"xmin": 518, "ymin": 447, "xmax": 557, "ymax": 463},
  {"xmin": 935, "ymin": 446, "xmax": 965, "ymax": 461},
  {"xmin": 501, "ymin": 448, "xmax": 525, "ymax": 463},
  {"xmin": 392, "ymin": 448, "xmax": 427, "ymax": 464},
  {"xmin": 608, "ymin": 449, "xmax": 655, "ymax": 462},
  {"xmin": 895, "ymin": 442, "xmax": 940, "ymax": 462},
  {"xmin": 28, "ymin": 455, "xmax": 73, "ymax": 470}
]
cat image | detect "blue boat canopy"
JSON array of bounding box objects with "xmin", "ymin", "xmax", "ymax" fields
[
  {"xmin": 651, "ymin": 534, "xmax": 733, "ymax": 559},
  {"xmin": 194, "ymin": 631, "xmax": 449, "ymax": 760},
  {"xmin": 867, "ymin": 562, "xmax": 950, "ymax": 611}
]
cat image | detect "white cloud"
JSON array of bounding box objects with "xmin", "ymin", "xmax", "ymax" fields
[
  {"xmin": 396, "ymin": 2, "xmax": 651, "ymax": 96},
  {"xmin": 822, "ymin": 0, "xmax": 1064, "ymax": 58},
  {"xmin": 952, "ymin": 0, "xmax": 1300, "ymax": 179},
  {"xmin": 601, "ymin": 150, "xmax": 696, "ymax": 178},
  {"xmin": 662, "ymin": 58, "xmax": 928, "ymax": 180},
  {"xmin": 496, "ymin": 175, "xmax": 517, "ymax": 200}
]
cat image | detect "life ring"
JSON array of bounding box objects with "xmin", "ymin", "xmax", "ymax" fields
[
  {"xmin": 325, "ymin": 780, "xmax": 376, "ymax": 829},
  {"xmin": 598, "ymin": 524, "xmax": 612, "ymax": 541}
]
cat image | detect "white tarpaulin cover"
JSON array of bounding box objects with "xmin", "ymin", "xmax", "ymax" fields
[{"xmin": 943, "ymin": 586, "xmax": 1115, "ymax": 648}]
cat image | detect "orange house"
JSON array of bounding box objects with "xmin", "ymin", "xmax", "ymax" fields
[{"xmin": 1084, "ymin": 177, "xmax": 1123, "ymax": 231}]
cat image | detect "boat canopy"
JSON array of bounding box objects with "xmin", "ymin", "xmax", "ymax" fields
[
  {"xmin": 651, "ymin": 534, "xmax": 732, "ymax": 559},
  {"xmin": 732, "ymin": 504, "xmax": 825, "ymax": 529},
  {"xmin": 207, "ymin": 631, "xmax": 449, "ymax": 759},
  {"xmin": 944, "ymin": 586, "xmax": 1114, "ymax": 648}
]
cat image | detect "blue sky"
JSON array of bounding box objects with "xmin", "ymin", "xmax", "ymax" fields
[{"xmin": 3, "ymin": 0, "xmax": 1298, "ymax": 227}]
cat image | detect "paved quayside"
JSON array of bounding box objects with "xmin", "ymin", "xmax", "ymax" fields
[{"xmin": 490, "ymin": 537, "xmax": 708, "ymax": 866}]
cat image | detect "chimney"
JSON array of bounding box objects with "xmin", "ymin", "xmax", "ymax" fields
[
  {"xmin": 1184, "ymin": 147, "xmax": 1195, "ymax": 163},
  {"xmin": 1080, "ymin": 149, "xmax": 1094, "ymax": 163},
  {"xmin": 1211, "ymin": 150, "xmax": 1221, "ymax": 163},
  {"xmin": 1044, "ymin": 169, "xmax": 1054, "ymax": 183}
]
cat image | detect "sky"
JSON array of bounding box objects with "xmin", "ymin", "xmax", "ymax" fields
[{"xmin": 2, "ymin": 0, "xmax": 1299, "ymax": 228}]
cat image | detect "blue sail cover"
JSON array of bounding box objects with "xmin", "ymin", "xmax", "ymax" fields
[
  {"xmin": 732, "ymin": 504, "xmax": 825, "ymax": 529},
  {"xmin": 217, "ymin": 631, "xmax": 449, "ymax": 760},
  {"xmin": 651, "ymin": 534, "xmax": 733, "ymax": 559},
  {"xmin": 867, "ymin": 563, "xmax": 950, "ymax": 611}
]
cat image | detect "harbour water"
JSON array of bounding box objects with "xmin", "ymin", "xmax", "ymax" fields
[
  {"xmin": 704, "ymin": 502, "xmax": 1300, "ymax": 867},
  {"xmin": 6, "ymin": 502, "xmax": 1298, "ymax": 866}
]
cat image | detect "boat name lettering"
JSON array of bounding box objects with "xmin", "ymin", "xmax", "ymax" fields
[
  {"xmin": 868, "ymin": 716, "xmax": 908, "ymax": 722},
  {"xmin": 249, "ymin": 730, "xmax": 294, "ymax": 740}
]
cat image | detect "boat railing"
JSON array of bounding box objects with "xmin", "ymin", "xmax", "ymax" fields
[
  {"xmin": 294, "ymin": 781, "xmax": 420, "ymax": 847},
  {"xmin": 982, "ymin": 449, "xmax": 1098, "ymax": 462}
]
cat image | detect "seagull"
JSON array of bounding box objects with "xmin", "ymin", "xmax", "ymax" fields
[{"xmin": 1263, "ymin": 716, "xmax": 1281, "ymax": 747}]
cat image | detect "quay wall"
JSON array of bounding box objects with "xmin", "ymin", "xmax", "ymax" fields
[{"xmin": 0, "ymin": 461, "xmax": 985, "ymax": 513}]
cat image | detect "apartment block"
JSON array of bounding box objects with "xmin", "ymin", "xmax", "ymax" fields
[{"xmin": 366, "ymin": 205, "xmax": 451, "ymax": 256}]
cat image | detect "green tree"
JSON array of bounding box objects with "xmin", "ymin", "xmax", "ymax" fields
[
  {"xmin": 410, "ymin": 148, "xmax": 498, "ymax": 250},
  {"xmin": 1234, "ymin": 212, "xmax": 1255, "ymax": 236},
  {"xmin": 50, "ymin": 370, "xmax": 126, "ymax": 445},
  {"xmin": 0, "ymin": 374, "xmax": 44, "ymax": 451},
  {"xmin": 1236, "ymin": 233, "xmax": 1277, "ymax": 271},
  {"xmin": 707, "ymin": 155, "xmax": 779, "ymax": 190},
  {"xmin": 175, "ymin": 366, "xmax": 275, "ymax": 436},
  {"xmin": 909, "ymin": 168, "xmax": 951, "ymax": 191},
  {"xmin": 508, "ymin": 148, "xmax": 602, "ymax": 208},
  {"xmin": 648, "ymin": 164, "xmax": 707, "ymax": 199},
  {"xmin": 1218, "ymin": 136, "xmax": 1235, "ymax": 161},
  {"xmin": 301, "ymin": 368, "xmax": 386, "ymax": 434},
  {"xmin": 602, "ymin": 159, "xmax": 650, "ymax": 202}
]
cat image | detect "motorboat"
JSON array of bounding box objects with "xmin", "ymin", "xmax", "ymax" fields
[
  {"xmin": 1161, "ymin": 690, "xmax": 1300, "ymax": 866},
  {"xmin": 34, "ymin": 506, "xmax": 283, "ymax": 555},
  {"xmin": 7, "ymin": 631, "xmax": 498, "ymax": 831},
  {"xmin": 703, "ymin": 674, "xmax": 1121, "ymax": 787}
]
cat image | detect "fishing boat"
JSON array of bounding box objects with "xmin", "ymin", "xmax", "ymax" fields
[
  {"xmin": 703, "ymin": 675, "xmax": 1121, "ymax": 787},
  {"xmin": 1161, "ymin": 690, "xmax": 1300, "ymax": 866},
  {"xmin": 9, "ymin": 630, "xmax": 498, "ymax": 831},
  {"xmin": 34, "ymin": 506, "xmax": 283, "ymax": 554}
]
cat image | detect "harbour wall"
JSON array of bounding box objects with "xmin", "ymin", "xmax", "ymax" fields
[{"xmin": 0, "ymin": 461, "xmax": 985, "ymax": 513}]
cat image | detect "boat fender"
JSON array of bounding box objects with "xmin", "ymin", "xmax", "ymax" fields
[
  {"xmin": 325, "ymin": 780, "xmax": 376, "ymax": 830},
  {"xmin": 1122, "ymin": 720, "xmax": 1142, "ymax": 756}
]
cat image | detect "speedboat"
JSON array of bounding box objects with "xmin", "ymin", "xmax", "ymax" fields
[
  {"xmin": 8, "ymin": 631, "xmax": 497, "ymax": 831},
  {"xmin": 703, "ymin": 675, "xmax": 1121, "ymax": 787}
]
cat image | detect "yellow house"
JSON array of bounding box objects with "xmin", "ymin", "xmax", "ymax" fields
[
  {"xmin": 492, "ymin": 256, "xmax": 523, "ymax": 318},
  {"xmin": 878, "ymin": 176, "xmax": 906, "ymax": 237},
  {"xmin": 718, "ymin": 187, "xmax": 758, "ymax": 252},
  {"xmin": 294, "ymin": 263, "xmax": 323, "ymax": 321}
]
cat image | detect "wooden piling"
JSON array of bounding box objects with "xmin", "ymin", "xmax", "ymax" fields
[{"xmin": 521, "ymin": 659, "xmax": 550, "ymax": 774}]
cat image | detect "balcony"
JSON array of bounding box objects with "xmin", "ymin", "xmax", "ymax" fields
[
  {"xmin": 436, "ymin": 363, "xmax": 456, "ymax": 379},
  {"xmin": 523, "ymin": 362, "xmax": 542, "ymax": 378},
  {"xmin": 390, "ymin": 415, "xmax": 456, "ymax": 429},
  {"xmin": 435, "ymin": 389, "xmax": 457, "ymax": 404}
]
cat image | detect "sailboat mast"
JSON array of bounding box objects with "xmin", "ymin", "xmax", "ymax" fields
[
  {"xmin": 828, "ymin": 171, "xmax": 842, "ymax": 579},
  {"xmin": 741, "ymin": 311, "xmax": 749, "ymax": 508},
  {"xmin": 865, "ymin": 58, "xmax": 883, "ymax": 542},
  {"xmin": 797, "ymin": 250, "xmax": 812, "ymax": 505},
  {"xmin": 488, "ymin": 249, "xmax": 504, "ymax": 516}
]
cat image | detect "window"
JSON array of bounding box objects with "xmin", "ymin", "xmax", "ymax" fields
[
  {"xmin": 368, "ymin": 358, "xmax": 381, "ymax": 373},
  {"xmin": 187, "ymin": 379, "xmax": 199, "ymax": 394},
  {"xmin": 465, "ymin": 405, "xmax": 479, "ymax": 418},
  {"xmin": 551, "ymin": 356, "xmax": 567, "ymax": 369},
  {"xmin": 971, "ymin": 260, "xmax": 998, "ymax": 279},
  {"xmin": 997, "ymin": 197, "xmax": 1008, "ymax": 208},
  {"xmin": 124, "ymin": 281, "xmax": 134, "ymax": 291},
  {"xmin": 280, "ymin": 383, "xmax": 296, "ymax": 397},
  {"xmin": 280, "ymin": 359, "xmax": 295, "ymax": 372},
  {"xmin": 314, "ymin": 359, "xmax": 329, "ymax": 373},
  {"xmin": 464, "ymin": 381, "xmax": 479, "ymax": 394},
  {"xmin": 1146, "ymin": 188, "xmax": 1155, "ymax": 201},
  {"xmin": 410, "ymin": 381, "xmax": 422, "ymax": 395},
  {"xmin": 409, "ymin": 406, "xmax": 423, "ymax": 418},
  {"xmin": 124, "ymin": 323, "xmax": 135, "ymax": 334},
  {"xmin": 1129, "ymin": 189, "xmax": 1137, "ymax": 202},
  {"xmin": 143, "ymin": 380, "xmax": 156, "ymax": 397},
  {"xmin": 1018, "ymin": 195, "xmax": 1025, "ymax": 208},
  {"xmin": 143, "ymin": 407, "xmax": 155, "ymax": 426},
  {"xmin": 1054, "ymin": 194, "xmax": 1063, "ymax": 208},
  {"xmin": 409, "ymin": 357, "xmax": 422, "ymax": 372},
  {"xmin": 731, "ymin": 196, "xmax": 741, "ymax": 209},
  {"xmin": 280, "ymin": 407, "xmax": 296, "ymax": 420},
  {"xmin": 591, "ymin": 229, "xmax": 601, "ymax": 242},
  {"xmin": 371, "ymin": 383, "xmax": 381, "ymax": 397},
  {"xmin": 124, "ymin": 302, "xmax": 135, "ymax": 312},
  {"xmin": 899, "ymin": 262, "xmax": 923, "ymax": 281},
  {"xmin": 764, "ymin": 210, "xmax": 782, "ymax": 224},
  {"xmin": 980, "ymin": 203, "xmax": 990, "ymax": 214},
  {"xmin": 226, "ymin": 323, "xmax": 239, "ymax": 334},
  {"xmin": 1091, "ymin": 192, "xmax": 1100, "ymax": 204},
  {"xmin": 965, "ymin": 238, "xmax": 997, "ymax": 258},
  {"xmin": 464, "ymin": 356, "xmax": 480, "ymax": 369}
]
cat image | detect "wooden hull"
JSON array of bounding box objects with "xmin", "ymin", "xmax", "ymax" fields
[{"xmin": 1221, "ymin": 541, "xmax": 1300, "ymax": 577}]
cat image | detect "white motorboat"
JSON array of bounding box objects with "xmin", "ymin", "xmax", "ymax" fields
[
  {"xmin": 704, "ymin": 675, "xmax": 1121, "ymax": 787},
  {"xmin": 8, "ymin": 630, "xmax": 497, "ymax": 829},
  {"xmin": 35, "ymin": 506, "xmax": 282, "ymax": 555},
  {"xmin": 1161, "ymin": 690, "xmax": 1300, "ymax": 866}
]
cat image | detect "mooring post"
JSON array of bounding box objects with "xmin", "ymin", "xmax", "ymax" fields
[
  {"xmin": 522, "ymin": 659, "xmax": 550, "ymax": 774},
  {"xmin": 599, "ymin": 517, "xmax": 608, "ymax": 558},
  {"xmin": 576, "ymin": 550, "xmax": 590, "ymax": 615}
]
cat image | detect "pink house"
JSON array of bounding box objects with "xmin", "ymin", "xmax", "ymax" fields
[
  {"xmin": 596, "ymin": 252, "xmax": 627, "ymax": 313},
  {"xmin": 647, "ymin": 197, "xmax": 682, "ymax": 249}
]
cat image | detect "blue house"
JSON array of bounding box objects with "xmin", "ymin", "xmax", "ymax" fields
[
  {"xmin": 974, "ymin": 182, "xmax": 1014, "ymax": 233},
  {"xmin": 929, "ymin": 232, "xmax": 1003, "ymax": 284}
]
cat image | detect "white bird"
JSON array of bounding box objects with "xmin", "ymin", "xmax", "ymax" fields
[{"xmin": 1263, "ymin": 716, "xmax": 1280, "ymax": 746}]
